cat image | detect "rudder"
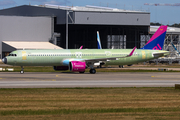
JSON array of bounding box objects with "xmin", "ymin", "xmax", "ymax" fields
[{"xmin": 141, "ymin": 25, "xmax": 167, "ymax": 50}]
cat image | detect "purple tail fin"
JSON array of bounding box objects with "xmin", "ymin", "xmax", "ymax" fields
[{"xmin": 141, "ymin": 26, "xmax": 167, "ymax": 50}]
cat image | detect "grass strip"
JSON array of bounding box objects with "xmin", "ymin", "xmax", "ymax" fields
[
  {"xmin": 0, "ymin": 87, "xmax": 180, "ymax": 119},
  {"xmin": 1, "ymin": 107, "xmax": 180, "ymax": 116}
]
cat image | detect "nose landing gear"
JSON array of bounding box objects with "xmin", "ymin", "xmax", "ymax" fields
[{"xmin": 20, "ymin": 66, "xmax": 24, "ymax": 74}]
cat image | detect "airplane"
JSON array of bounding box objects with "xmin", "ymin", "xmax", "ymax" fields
[{"xmin": 2, "ymin": 26, "xmax": 169, "ymax": 74}]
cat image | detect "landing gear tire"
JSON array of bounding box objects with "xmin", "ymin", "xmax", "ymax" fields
[
  {"xmin": 90, "ymin": 69, "xmax": 96, "ymax": 74},
  {"xmin": 20, "ymin": 66, "xmax": 24, "ymax": 74},
  {"xmin": 79, "ymin": 71, "xmax": 85, "ymax": 73},
  {"xmin": 119, "ymin": 65, "xmax": 124, "ymax": 68}
]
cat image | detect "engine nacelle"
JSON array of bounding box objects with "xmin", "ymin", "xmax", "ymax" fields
[
  {"xmin": 53, "ymin": 66, "xmax": 69, "ymax": 71},
  {"xmin": 69, "ymin": 61, "xmax": 86, "ymax": 72}
]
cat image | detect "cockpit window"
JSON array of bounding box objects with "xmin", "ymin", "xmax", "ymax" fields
[{"xmin": 8, "ymin": 54, "xmax": 17, "ymax": 57}]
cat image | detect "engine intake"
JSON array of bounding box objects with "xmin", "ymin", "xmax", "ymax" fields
[{"xmin": 69, "ymin": 61, "xmax": 86, "ymax": 72}]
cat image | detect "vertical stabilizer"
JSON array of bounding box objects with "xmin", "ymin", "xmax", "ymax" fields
[
  {"xmin": 97, "ymin": 31, "xmax": 102, "ymax": 49},
  {"xmin": 141, "ymin": 26, "xmax": 167, "ymax": 50}
]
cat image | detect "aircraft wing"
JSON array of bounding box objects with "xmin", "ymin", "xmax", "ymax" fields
[{"xmin": 84, "ymin": 47, "xmax": 136, "ymax": 62}]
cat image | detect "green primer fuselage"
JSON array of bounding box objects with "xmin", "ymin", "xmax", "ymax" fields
[{"xmin": 6, "ymin": 49, "xmax": 168, "ymax": 66}]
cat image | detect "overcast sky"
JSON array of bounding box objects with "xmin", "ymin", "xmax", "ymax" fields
[{"xmin": 0, "ymin": 0, "xmax": 179, "ymax": 25}]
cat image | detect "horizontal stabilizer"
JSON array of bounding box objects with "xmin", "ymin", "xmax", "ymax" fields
[{"xmin": 153, "ymin": 51, "xmax": 170, "ymax": 58}]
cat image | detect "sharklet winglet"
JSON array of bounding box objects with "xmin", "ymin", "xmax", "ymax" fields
[
  {"xmin": 79, "ymin": 46, "xmax": 83, "ymax": 49},
  {"xmin": 129, "ymin": 47, "xmax": 136, "ymax": 56}
]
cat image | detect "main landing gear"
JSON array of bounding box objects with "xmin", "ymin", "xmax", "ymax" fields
[
  {"xmin": 20, "ymin": 66, "xmax": 24, "ymax": 74},
  {"xmin": 119, "ymin": 65, "xmax": 124, "ymax": 68},
  {"xmin": 89, "ymin": 69, "xmax": 96, "ymax": 74}
]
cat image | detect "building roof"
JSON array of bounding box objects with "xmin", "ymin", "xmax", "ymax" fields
[
  {"xmin": 0, "ymin": 5, "xmax": 150, "ymax": 25},
  {"xmin": 150, "ymin": 26, "xmax": 180, "ymax": 35},
  {"xmin": 36, "ymin": 4, "xmax": 148, "ymax": 13},
  {"xmin": 3, "ymin": 41, "xmax": 63, "ymax": 50}
]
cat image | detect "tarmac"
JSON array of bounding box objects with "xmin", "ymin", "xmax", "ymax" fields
[{"xmin": 0, "ymin": 72, "xmax": 180, "ymax": 88}]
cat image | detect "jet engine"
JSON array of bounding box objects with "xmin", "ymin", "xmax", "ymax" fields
[
  {"xmin": 53, "ymin": 66, "xmax": 69, "ymax": 71},
  {"xmin": 69, "ymin": 61, "xmax": 86, "ymax": 72}
]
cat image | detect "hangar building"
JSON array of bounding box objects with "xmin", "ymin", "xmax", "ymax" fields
[{"xmin": 0, "ymin": 5, "xmax": 150, "ymax": 59}]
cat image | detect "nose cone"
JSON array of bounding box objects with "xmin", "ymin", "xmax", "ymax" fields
[{"xmin": 2, "ymin": 57, "xmax": 7, "ymax": 64}]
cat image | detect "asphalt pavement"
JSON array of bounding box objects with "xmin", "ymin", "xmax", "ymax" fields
[{"xmin": 0, "ymin": 72, "xmax": 179, "ymax": 88}]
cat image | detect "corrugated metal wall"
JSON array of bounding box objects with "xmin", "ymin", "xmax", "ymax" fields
[
  {"xmin": 74, "ymin": 11, "xmax": 150, "ymax": 25},
  {"xmin": 0, "ymin": 16, "xmax": 52, "ymax": 58}
]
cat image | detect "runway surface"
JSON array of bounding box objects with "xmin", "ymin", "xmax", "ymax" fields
[{"xmin": 0, "ymin": 72, "xmax": 180, "ymax": 88}]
